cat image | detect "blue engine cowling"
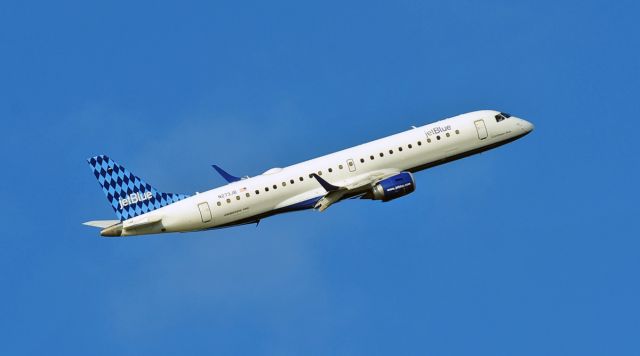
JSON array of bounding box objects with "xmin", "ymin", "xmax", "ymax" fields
[{"xmin": 372, "ymin": 172, "xmax": 416, "ymax": 201}]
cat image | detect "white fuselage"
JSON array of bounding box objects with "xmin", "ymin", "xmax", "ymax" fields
[{"xmin": 120, "ymin": 110, "xmax": 533, "ymax": 236}]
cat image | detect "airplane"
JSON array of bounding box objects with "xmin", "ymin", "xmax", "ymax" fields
[{"xmin": 84, "ymin": 110, "xmax": 534, "ymax": 237}]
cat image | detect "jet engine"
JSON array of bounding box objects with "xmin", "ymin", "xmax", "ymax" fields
[{"xmin": 371, "ymin": 172, "xmax": 416, "ymax": 201}]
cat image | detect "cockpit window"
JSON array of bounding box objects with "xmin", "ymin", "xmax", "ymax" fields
[{"xmin": 495, "ymin": 112, "xmax": 512, "ymax": 122}]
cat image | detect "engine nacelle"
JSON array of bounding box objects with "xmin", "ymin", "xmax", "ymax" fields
[{"xmin": 372, "ymin": 172, "xmax": 416, "ymax": 201}]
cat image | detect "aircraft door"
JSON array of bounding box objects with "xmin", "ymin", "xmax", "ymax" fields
[
  {"xmin": 474, "ymin": 119, "xmax": 488, "ymax": 140},
  {"xmin": 198, "ymin": 202, "xmax": 212, "ymax": 223},
  {"xmin": 347, "ymin": 159, "xmax": 356, "ymax": 172}
]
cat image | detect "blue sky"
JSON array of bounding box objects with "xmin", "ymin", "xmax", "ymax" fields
[{"xmin": 1, "ymin": 0, "xmax": 639, "ymax": 354}]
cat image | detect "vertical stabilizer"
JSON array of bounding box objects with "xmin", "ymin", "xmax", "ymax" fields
[{"xmin": 87, "ymin": 155, "xmax": 189, "ymax": 221}]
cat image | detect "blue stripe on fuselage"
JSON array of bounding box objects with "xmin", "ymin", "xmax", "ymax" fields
[{"xmin": 277, "ymin": 196, "xmax": 323, "ymax": 213}]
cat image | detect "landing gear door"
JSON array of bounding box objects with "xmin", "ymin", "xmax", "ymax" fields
[
  {"xmin": 198, "ymin": 202, "xmax": 212, "ymax": 223},
  {"xmin": 347, "ymin": 159, "xmax": 356, "ymax": 172},
  {"xmin": 474, "ymin": 119, "xmax": 488, "ymax": 140}
]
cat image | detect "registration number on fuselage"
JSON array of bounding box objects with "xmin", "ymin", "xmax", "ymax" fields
[{"xmin": 218, "ymin": 190, "xmax": 237, "ymax": 199}]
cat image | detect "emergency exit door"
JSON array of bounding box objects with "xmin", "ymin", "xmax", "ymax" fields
[
  {"xmin": 474, "ymin": 120, "xmax": 488, "ymax": 140},
  {"xmin": 198, "ymin": 202, "xmax": 212, "ymax": 223}
]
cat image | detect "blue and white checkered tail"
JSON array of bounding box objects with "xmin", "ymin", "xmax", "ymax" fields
[{"xmin": 87, "ymin": 155, "xmax": 190, "ymax": 221}]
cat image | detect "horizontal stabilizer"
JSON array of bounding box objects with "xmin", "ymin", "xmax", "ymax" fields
[
  {"xmin": 212, "ymin": 165, "xmax": 242, "ymax": 183},
  {"xmin": 83, "ymin": 220, "xmax": 120, "ymax": 228},
  {"xmin": 123, "ymin": 215, "xmax": 162, "ymax": 230}
]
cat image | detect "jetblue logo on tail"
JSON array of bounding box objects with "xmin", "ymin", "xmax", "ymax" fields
[{"xmin": 119, "ymin": 191, "xmax": 153, "ymax": 209}]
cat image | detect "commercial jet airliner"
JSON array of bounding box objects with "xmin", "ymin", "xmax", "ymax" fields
[{"xmin": 84, "ymin": 110, "xmax": 533, "ymax": 237}]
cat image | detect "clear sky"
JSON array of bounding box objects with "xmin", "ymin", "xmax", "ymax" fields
[{"xmin": 1, "ymin": 0, "xmax": 639, "ymax": 355}]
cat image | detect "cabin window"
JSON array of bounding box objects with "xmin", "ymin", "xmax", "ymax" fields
[
  {"xmin": 226, "ymin": 198, "xmax": 231, "ymax": 203},
  {"xmin": 236, "ymin": 196, "xmax": 240, "ymax": 200},
  {"xmin": 370, "ymin": 155, "xmax": 374, "ymax": 160},
  {"xmin": 408, "ymin": 144, "xmax": 413, "ymax": 149},
  {"xmin": 265, "ymin": 187, "xmax": 269, "ymax": 192},
  {"xmin": 299, "ymin": 176, "xmax": 304, "ymax": 181},
  {"xmin": 328, "ymin": 168, "xmax": 333, "ymax": 173},
  {"xmin": 339, "ymin": 164, "xmax": 344, "ymax": 170},
  {"xmin": 318, "ymin": 171, "xmax": 322, "ymax": 176},
  {"xmin": 245, "ymin": 193, "xmax": 250, "ymax": 198},
  {"xmin": 255, "ymin": 190, "xmax": 260, "ymax": 195},
  {"xmin": 360, "ymin": 158, "xmax": 365, "ymax": 163},
  {"xmin": 309, "ymin": 173, "xmax": 313, "ymax": 178},
  {"xmin": 273, "ymin": 184, "xmax": 277, "ymax": 189},
  {"xmin": 455, "ymin": 129, "xmax": 460, "ymax": 134},
  {"xmin": 436, "ymin": 135, "xmax": 441, "ymax": 140},
  {"xmin": 379, "ymin": 152, "xmax": 384, "ymax": 157},
  {"xmin": 290, "ymin": 179, "xmax": 294, "ymax": 184},
  {"xmin": 217, "ymin": 201, "xmax": 221, "ymax": 206},
  {"xmin": 427, "ymin": 138, "xmax": 431, "ymax": 143},
  {"xmin": 282, "ymin": 182, "xmax": 286, "ymax": 187},
  {"xmin": 398, "ymin": 147, "xmax": 403, "ymax": 152},
  {"xmin": 389, "ymin": 149, "xmax": 393, "ymax": 154},
  {"xmin": 417, "ymin": 141, "xmax": 422, "ymax": 146}
]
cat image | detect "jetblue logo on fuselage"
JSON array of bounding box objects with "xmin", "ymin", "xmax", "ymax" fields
[
  {"xmin": 425, "ymin": 125, "xmax": 452, "ymax": 137},
  {"xmin": 119, "ymin": 191, "xmax": 153, "ymax": 209}
]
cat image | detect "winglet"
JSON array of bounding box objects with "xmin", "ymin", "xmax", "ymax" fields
[
  {"xmin": 212, "ymin": 165, "xmax": 242, "ymax": 183},
  {"xmin": 311, "ymin": 173, "xmax": 340, "ymax": 192}
]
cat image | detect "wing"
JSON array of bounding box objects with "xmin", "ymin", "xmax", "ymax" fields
[{"xmin": 310, "ymin": 170, "xmax": 401, "ymax": 212}]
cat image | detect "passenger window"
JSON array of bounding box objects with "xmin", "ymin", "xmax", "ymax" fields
[
  {"xmin": 408, "ymin": 144, "xmax": 412, "ymax": 149},
  {"xmin": 427, "ymin": 138, "xmax": 431, "ymax": 143},
  {"xmin": 446, "ymin": 132, "xmax": 450, "ymax": 137},
  {"xmin": 273, "ymin": 184, "xmax": 277, "ymax": 189},
  {"xmin": 399, "ymin": 147, "xmax": 403, "ymax": 152},
  {"xmin": 217, "ymin": 201, "xmax": 221, "ymax": 206},
  {"xmin": 339, "ymin": 164, "xmax": 344, "ymax": 169},
  {"xmin": 265, "ymin": 187, "xmax": 269, "ymax": 192},
  {"xmin": 309, "ymin": 174, "xmax": 313, "ymax": 178},
  {"xmin": 436, "ymin": 135, "xmax": 441, "ymax": 140},
  {"xmin": 328, "ymin": 168, "xmax": 333, "ymax": 173},
  {"xmin": 360, "ymin": 158, "xmax": 365, "ymax": 163},
  {"xmin": 226, "ymin": 198, "xmax": 231, "ymax": 203},
  {"xmin": 290, "ymin": 179, "xmax": 294, "ymax": 184},
  {"xmin": 418, "ymin": 141, "xmax": 422, "ymax": 146},
  {"xmin": 245, "ymin": 193, "xmax": 250, "ymax": 198},
  {"xmin": 455, "ymin": 129, "xmax": 460, "ymax": 134},
  {"xmin": 370, "ymin": 155, "xmax": 374, "ymax": 160},
  {"xmin": 389, "ymin": 149, "xmax": 393, "ymax": 154},
  {"xmin": 379, "ymin": 153, "xmax": 384, "ymax": 157},
  {"xmin": 282, "ymin": 182, "xmax": 286, "ymax": 187},
  {"xmin": 318, "ymin": 171, "xmax": 322, "ymax": 176},
  {"xmin": 236, "ymin": 196, "xmax": 240, "ymax": 200},
  {"xmin": 299, "ymin": 177, "xmax": 304, "ymax": 181},
  {"xmin": 255, "ymin": 190, "xmax": 260, "ymax": 195}
]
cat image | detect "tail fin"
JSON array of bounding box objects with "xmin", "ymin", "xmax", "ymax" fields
[{"xmin": 87, "ymin": 155, "xmax": 190, "ymax": 221}]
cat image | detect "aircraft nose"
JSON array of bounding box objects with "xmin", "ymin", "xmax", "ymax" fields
[{"xmin": 516, "ymin": 118, "xmax": 534, "ymax": 134}]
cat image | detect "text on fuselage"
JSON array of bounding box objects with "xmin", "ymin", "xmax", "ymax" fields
[{"xmin": 425, "ymin": 125, "xmax": 452, "ymax": 137}]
